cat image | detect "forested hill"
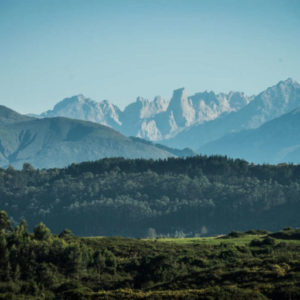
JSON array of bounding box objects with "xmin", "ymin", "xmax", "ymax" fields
[{"xmin": 1, "ymin": 156, "xmax": 300, "ymax": 237}]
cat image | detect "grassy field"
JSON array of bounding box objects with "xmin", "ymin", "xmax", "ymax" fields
[
  {"xmin": 154, "ymin": 232, "xmax": 300, "ymax": 245},
  {"xmin": 90, "ymin": 233, "xmax": 300, "ymax": 246},
  {"xmin": 154, "ymin": 234, "xmax": 263, "ymax": 245}
]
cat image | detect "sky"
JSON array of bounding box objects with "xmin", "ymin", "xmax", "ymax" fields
[{"xmin": 0, "ymin": 0, "xmax": 300, "ymax": 114}]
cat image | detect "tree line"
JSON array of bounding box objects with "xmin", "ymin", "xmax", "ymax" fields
[{"xmin": 0, "ymin": 156, "xmax": 300, "ymax": 236}]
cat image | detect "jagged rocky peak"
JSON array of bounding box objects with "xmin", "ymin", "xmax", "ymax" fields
[
  {"xmin": 75, "ymin": 94, "xmax": 86, "ymax": 101},
  {"xmin": 190, "ymin": 90, "xmax": 218, "ymax": 103},
  {"xmin": 122, "ymin": 97, "xmax": 149, "ymax": 120},
  {"xmin": 174, "ymin": 87, "xmax": 187, "ymax": 97},
  {"xmin": 262, "ymin": 78, "xmax": 299, "ymax": 97},
  {"xmin": 42, "ymin": 94, "xmax": 96, "ymax": 116},
  {"xmin": 41, "ymin": 94, "xmax": 122, "ymax": 128},
  {"xmin": 101, "ymin": 99, "xmax": 110, "ymax": 105},
  {"xmin": 153, "ymin": 96, "xmax": 169, "ymax": 111},
  {"xmin": 168, "ymin": 88, "xmax": 195, "ymax": 126},
  {"xmin": 137, "ymin": 119, "xmax": 162, "ymax": 141},
  {"xmin": 189, "ymin": 91, "xmax": 224, "ymax": 109},
  {"xmin": 280, "ymin": 77, "xmax": 300, "ymax": 87},
  {"xmin": 100, "ymin": 99, "xmax": 121, "ymax": 113},
  {"xmin": 136, "ymin": 96, "xmax": 149, "ymax": 104},
  {"xmin": 256, "ymin": 78, "xmax": 300, "ymax": 107},
  {"xmin": 189, "ymin": 90, "xmax": 249, "ymax": 111},
  {"xmin": 35, "ymin": 78, "xmax": 300, "ymax": 145},
  {"xmin": 123, "ymin": 95, "xmax": 168, "ymax": 120},
  {"xmin": 227, "ymin": 91, "xmax": 250, "ymax": 110},
  {"xmin": 187, "ymin": 91, "xmax": 228, "ymax": 124},
  {"xmin": 229, "ymin": 78, "xmax": 300, "ymax": 130},
  {"xmin": 50, "ymin": 94, "xmax": 88, "ymax": 111},
  {"xmin": 168, "ymin": 88, "xmax": 188, "ymax": 108}
]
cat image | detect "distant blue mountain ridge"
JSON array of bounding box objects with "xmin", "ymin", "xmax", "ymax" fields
[
  {"xmin": 38, "ymin": 78, "xmax": 300, "ymax": 163},
  {"xmin": 1, "ymin": 78, "xmax": 299, "ymax": 167}
]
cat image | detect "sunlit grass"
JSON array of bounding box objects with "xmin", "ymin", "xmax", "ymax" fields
[
  {"xmin": 85, "ymin": 234, "xmax": 300, "ymax": 246},
  {"xmin": 154, "ymin": 235, "xmax": 300, "ymax": 246},
  {"xmin": 155, "ymin": 234, "xmax": 265, "ymax": 245}
]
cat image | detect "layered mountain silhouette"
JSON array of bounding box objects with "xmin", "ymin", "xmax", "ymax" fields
[
  {"xmin": 2, "ymin": 78, "xmax": 299, "ymax": 166},
  {"xmin": 200, "ymin": 108, "xmax": 300, "ymax": 164},
  {"xmin": 164, "ymin": 78, "xmax": 300, "ymax": 150},
  {"xmin": 0, "ymin": 106, "xmax": 193, "ymax": 169},
  {"xmin": 42, "ymin": 88, "xmax": 250, "ymax": 141}
]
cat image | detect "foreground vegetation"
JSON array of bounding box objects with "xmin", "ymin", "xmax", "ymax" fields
[
  {"xmin": 1, "ymin": 156, "xmax": 300, "ymax": 236},
  {"xmin": 1, "ymin": 211, "xmax": 300, "ymax": 299}
]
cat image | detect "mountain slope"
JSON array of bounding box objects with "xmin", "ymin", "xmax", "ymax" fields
[
  {"xmin": 164, "ymin": 78, "xmax": 300, "ymax": 150},
  {"xmin": 0, "ymin": 106, "xmax": 183, "ymax": 169},
  {"xmin": 0, "ymin": 105, "xmax": 33, "ymax": 124},
  {"xmin": 129, "ymin": 136, "xmax": 196, "ymax": 157},
  {"xmin": 199, "ymin": 108, "xmax": 300, "ymax": 163}
]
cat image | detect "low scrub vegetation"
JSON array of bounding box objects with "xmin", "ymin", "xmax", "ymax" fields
[{"xmin": 0, "ymin": 211, "xmax": 300, "ymax": 299}]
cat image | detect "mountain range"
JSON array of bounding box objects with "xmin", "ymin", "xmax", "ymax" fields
[
  {"xmin": 1, "ymin": 78, "xmax": 300, "ymax": 167},
  {"xmin": 41, "ymin": 88, "xmax": 251, "ymax": 141},
  {"xmin": 200, "ymin": 108, "xmax": 300, "ymax": 164},
  {"xmin": 165, "ymin": 78, "xmax": 300, "ymax": 151},
  {"xmin": 38, "ymin": 78, "xmax": 300, "ymax": 164},
  {"xmin": 0, "ymin": 106, "xmax": 194, "ymax": 169}
]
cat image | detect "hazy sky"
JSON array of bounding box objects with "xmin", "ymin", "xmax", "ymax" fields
[{"xmin": 0, "ymin": 0, "xmax": 299, "ymax": 114}]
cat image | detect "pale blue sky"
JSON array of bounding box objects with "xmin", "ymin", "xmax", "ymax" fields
[{"xmin": 0, "ymin": 0, "xmax": 299, "ymax": 113}]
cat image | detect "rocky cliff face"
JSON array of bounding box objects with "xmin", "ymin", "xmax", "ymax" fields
[
  {"xmin": 135, "ymin": 88, "xmax": 251, "ymax": 140},
  {"xmin": 40, "ymin": 87, "xmax": 251, "ymax": 141},
  {"xmin": 164, "ymin": 78, "xmax": 300, "ymax": 150},
  {"xmin": 39, "ymin": 79, "xmax": 299, "ymax": 148},
  {"xmin": 235, "ymin": 78, "xmax": 300, "ymax": 130},
  {"xmin": 42, "ymin": 95, "xmax": 122, "ymax": 130}
]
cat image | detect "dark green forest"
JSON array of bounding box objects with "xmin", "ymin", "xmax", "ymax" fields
[
  {"xmin": 1, "ymin": 156, "xmax": 300, "ymax": 236},
  {"xmin": 1, "ymin": 210, "xmax": 300, "ymax": 299}
]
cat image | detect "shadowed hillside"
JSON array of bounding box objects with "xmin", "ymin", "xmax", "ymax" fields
[{"xmin": 0, "ymin": 106, "xmax": 191, "ymax": 169}]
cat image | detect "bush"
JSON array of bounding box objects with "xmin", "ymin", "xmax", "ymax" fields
[{"xmin": 250, "ymin": 237, "xmax": 276, "ymax": 247}]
